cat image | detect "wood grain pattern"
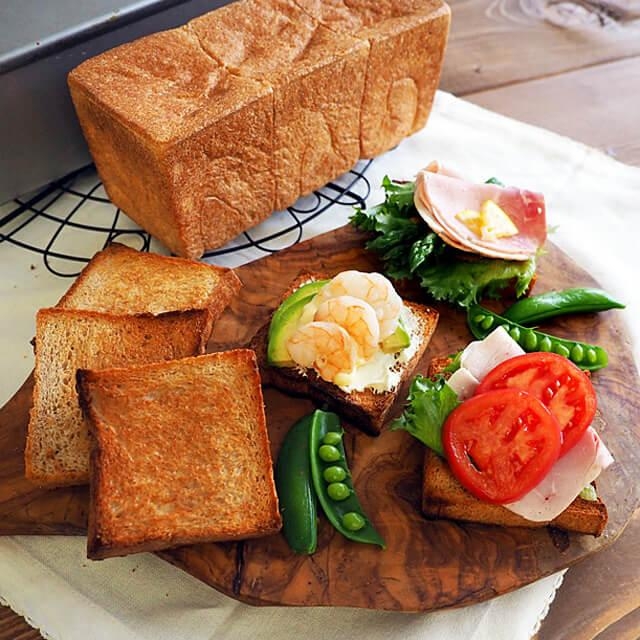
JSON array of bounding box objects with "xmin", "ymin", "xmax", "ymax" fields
[
  {"xmin": 1, "ymin": 224, "xmax": 638, "ymax": 612},
  {"xmin": 538, "ymin": 511, "xmax": 640, "ymax": 640},
  {"xmin": 441, "ymin": 0, "xmax": 640, "ymax": 95},
  {"xmin": 466, "ymin": 56, "xmax": 640, "ymax": 165}
]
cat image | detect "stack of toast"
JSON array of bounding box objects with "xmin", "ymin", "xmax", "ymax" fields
[{"xmin": 25, "ymin": 243, "xmax": 281, "ymax": 558}]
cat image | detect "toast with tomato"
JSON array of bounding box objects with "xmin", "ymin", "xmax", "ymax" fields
[
  {"xmin": 421, "ymin": 451, "xmax": 608, "ymax": 536},
  {"xmin": 397, "ymin": 327, "xmax": 612, "ymax": 536}
]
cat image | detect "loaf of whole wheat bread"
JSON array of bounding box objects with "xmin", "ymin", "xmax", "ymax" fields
[
  {"xmin": 77, "ymin": 350, "xmax": 281, "ymax": 559},
  {"xmin": 68, "ymin": 0, "xmax": 450, "ymax": 259},
  {"xmin": 25, "ymin": 308, "xmax": 210, "ymax": 487}
]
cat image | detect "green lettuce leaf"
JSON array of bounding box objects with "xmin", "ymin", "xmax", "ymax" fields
[
  {"xmin": 391, "ymin": 376, "xmax": 459, "ymax": 457},
  {"xmin": 350, "ymin": 177, "xmax": 537, "ymax": 307}
]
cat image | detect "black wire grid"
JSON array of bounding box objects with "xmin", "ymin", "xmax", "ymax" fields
[{"xmin": 0, "ymin": 160, "xmax": 373, "ymax": 278}]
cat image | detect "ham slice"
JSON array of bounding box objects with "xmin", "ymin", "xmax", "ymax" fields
[
  {"xmin": 414, "ymin": 165, "xmax": 547, "ymax": 260},
  {"xmin": 504, "ymin": 427, "xmax": 614, "ymax": 521},
  {"xmin": 446, "ymin": 327, "xmax": 525, "ymax": 400}
]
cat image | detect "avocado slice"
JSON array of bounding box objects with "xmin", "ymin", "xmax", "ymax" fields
[
  {"xmin": 380, "ymin": 321, "xmax": 411, "ymax": 353},
  {"xmin": 267, "ymin": 280, "xmax": 329, "ymax": 366}
]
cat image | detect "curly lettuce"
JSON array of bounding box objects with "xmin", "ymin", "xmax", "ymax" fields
[{"xmin": 350, "ymin": 177, "xmax": 537, "ymax": 307}]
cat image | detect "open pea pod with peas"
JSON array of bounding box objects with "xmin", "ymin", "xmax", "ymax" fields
[
  {"xmin": 467, "ymin": 304, "xmax": 609, "ymax": 371},
  {"xmin": 275, "ymin": 409, "xmax": 385, "ymax": 555}
]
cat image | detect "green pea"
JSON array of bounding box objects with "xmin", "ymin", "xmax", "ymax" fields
[
  {"xmin": 522, "ymin": 330, "xmax": 538, "ymax": 350},
  {"xmin": 318, "ymin": 444, "xmax": 341, "ymax": 462},
  {"xmin": 554, "ymin": 343, "xmax": 571, "ymax": 358},
  {"xmin": 322, "ymin": 431, "xmax": 343, "ymax": 446},
  {"xmin": 539, "ymin": 336, "xmax": 552, "ymax": 352},
  {"xmin": 323, "ymin": 466, "xmax": 347, "ymax": 483},
  {"xmin": 508, "ymin": 326, "xmax": 521, "ymax": 342},
  {"xmin": 481, "ymin": 315, "xmax": 494, "ymax": 331},
  {"xmin": 342, "ymin": 512, "xmax": 366, "ymax": 532},
  {"xmin": 473, "ymin": 313, "xmax": 486, "ymax": 325},
  {"xmin": 586, "ymin": 348, "xmax": 598, "ymax": 364},
  {"xmin": 571, "ymin": 344, "xmax": 585, "ymax": 363},
  {"xmin": 327, "ymin": 482, "xmax": 350, "ymax": 501}
]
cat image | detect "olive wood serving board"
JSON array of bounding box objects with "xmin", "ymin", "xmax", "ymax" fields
[{"xmin": 0, "ymin": 224, "xmax": 638, "ymax": 611}]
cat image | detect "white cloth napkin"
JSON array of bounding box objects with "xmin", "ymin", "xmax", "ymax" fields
[{"xmin": 1, "ymin": 90, "xmax": 638, "ymax": 640}]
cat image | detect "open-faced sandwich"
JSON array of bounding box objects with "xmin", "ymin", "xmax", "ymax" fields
[
  {"xmin": 252, "ymin": 270, "xmax": 439, "ymax": 435},
  {"xmin": 395, "ymin": 326, "xmax": 614, "ymax": 536}
]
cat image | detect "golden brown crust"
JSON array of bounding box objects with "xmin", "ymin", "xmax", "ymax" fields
[
  {"xmin": 67, "ymin": 1, "xmax": 450, "ymax": 257},
  {"xmin": 78, "ymin": 350, "xmax": 281, "ymax": 559},
  {"xmin": 422, "ymin": 450, "xmax": 608, "ymax": 536},
  {"xmin": 250, "ymin": 272, "xmax": 439, "ymax": 435},
  {"xmin": 68, "ymin": 28, "xmax": 275, "ymax": 258},
  {"xmin": 294, "ymin": 0, "xmax": 451, "ymax": 157},
  {"xmin": 57, "ymin": 242, "xmax": 242, "ymax": 338},
  {"xmin": 188, "ymin": 0, "xmax": 369, "ymax": 211}
]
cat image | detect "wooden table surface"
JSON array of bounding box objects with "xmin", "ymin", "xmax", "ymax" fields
[{"xmin": 2, "ymin": 1, "xmax": 639, "ymax": 638}]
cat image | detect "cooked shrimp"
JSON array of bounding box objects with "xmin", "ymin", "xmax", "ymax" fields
[
  {"xmin": 315, "ymin": 271, "xmax": 402, "ymax": 340},
  {"xmin": 314, "ymin": 295, "xmax": 379, "ymax": 359},
  {"xmin": 286, "ymin": 321, "xmax": 357, "ymax": 383}
]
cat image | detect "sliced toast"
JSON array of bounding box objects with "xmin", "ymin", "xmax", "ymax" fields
[
  {"xmin": 77, "ymin": 350, "xmax": 281, "ymax": 559},
  {"xmin": 57, "ymin": 242, "xmax": 241, "ymax": 335},
  {"xmin": 421, "ymin": 359, "xmax": 608, "ymax": 536},
  {"xmin": 422, "ymin": 450, "xmax": 608, "ymax": 536},
  {"xmin": 251, "ymin": 273, "xmax": 439, "ymax": 435},
  {"xmin": 25, "ymin": 307, "xmax": 210, "ymax": 487}
]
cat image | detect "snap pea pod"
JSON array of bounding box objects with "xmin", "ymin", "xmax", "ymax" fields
[
  {"xmin": 310, "ymin": 410, "xmax": 385, "ymax": 548},
  {"xmin": 467, "ymin": 304, "xmax": 609, "ymax": 371},
  {"xmin": 502, "ymin": 287, "xmax": 625, "ymax": 325},
  {"xmin": 274, "ymin": 414, "xmax": 317, "ymax": 555}
]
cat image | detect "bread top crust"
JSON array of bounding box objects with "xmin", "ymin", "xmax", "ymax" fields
[
  {"xmin": 188, "ymin": 0, "xmax": 368, "ymax": 83},
  {"xmin": 293, "ymin": 0, "xmax": 449, "ymax": 35},
  {"xmin": 68, "ymin": 27, "xmax": 272, "ymax": 144},
  {"xmin": 79, "ymin": 350, "xmax": 281, "ymax": 558}
]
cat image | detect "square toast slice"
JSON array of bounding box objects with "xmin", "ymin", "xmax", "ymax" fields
[
  {"xmin": 25, "ymin": 308, "xmax": 210, "ymax": 487},
  {"xmin": 57, "ymin": 242, "xmax": 241, "ymax": 336},
  {"xmin": 251, "ymin": 273, "xmax": 439, "ymax": 435},
  {"xmin": 77, "ymin": 350, "xmax": 281, "ymax": 559}
]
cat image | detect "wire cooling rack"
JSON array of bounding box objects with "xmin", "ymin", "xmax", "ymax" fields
[{"xmin": 0, "ymin": 160, "xmax": 373, "ymax": 278}]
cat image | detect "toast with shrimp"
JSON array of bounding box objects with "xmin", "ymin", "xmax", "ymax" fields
[
  {"xmin": 77, "ymin": 350, "xmax": 281, "ymax": 559},
  {"xmin": 251, "ymin": 271, "xmax": 439, "ymax": 435},
  {"xmin": 421, "ymin": 357, "xmax": 609, "ymax": 536}
]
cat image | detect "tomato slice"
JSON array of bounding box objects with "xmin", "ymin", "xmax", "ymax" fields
[
  {"xmin": 474, "ymin": 352, "xmax": 597, "ymax": 457},
  {"xmin": 442, "ymin": 388, "xmax": 561, "ymax": 503}
]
